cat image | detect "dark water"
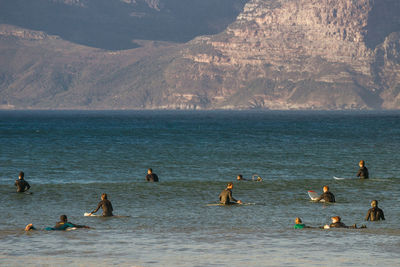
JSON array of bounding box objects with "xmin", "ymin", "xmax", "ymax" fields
[{"xmin": 1, "ymin": 110, "xmax": 399, "ymax": 266}]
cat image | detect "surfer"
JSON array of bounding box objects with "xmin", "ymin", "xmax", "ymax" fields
[
  {"xmin": 219, "ymin": 182, "xmax": 242, "ymax": 205},
  {"xmin": 88, "ymin": 193, "xmax": 113, "ymax": 217},
  {"xmin": 25, "ymin": 215, "xmax": 90, "ymax": 231},
  {"xmin": 356, "ymin": 160, "xmax": 369, "ymax": 179},
  {"xmin": 315, "ymin": 186, "xmax": 335, "ymax": 203},
  {"xmin": 323, "ymin": 216, "xmax": 364, "ymax": 229},
  {"xmin": 15, "ymin": 171, "xmax": 31, "ymax": 193},
  {"xmin": 294, "ymin": 217, "xmax": 307, "ymax": 229},
  {"xmin": 237, "ymin": 174, "xmax": 247, "ymax": 181},
  {"xmin": 365, "ymin": 200, "xmax": 385, "ymax": 221},
  {"xmin": 252, "ymin": 174, "xmax": 263, "ymax": 182},
  {"xmin": 146, "ymin": 168, "xmax": 159, "ymax": 182}
]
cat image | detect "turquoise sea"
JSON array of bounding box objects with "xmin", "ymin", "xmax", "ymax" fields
[{"xmin": 1, "ymin": 110, "xmax": 399, "ymax": 266}]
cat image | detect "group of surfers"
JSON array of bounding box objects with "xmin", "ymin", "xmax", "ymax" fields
[{"xmin": 17, "ymin": 161, "xmax": 383, "ymax": 231}]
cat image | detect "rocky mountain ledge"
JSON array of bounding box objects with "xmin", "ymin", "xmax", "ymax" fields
[{"xmin": 1, "ymin": 0, "xmax": 400, "ymax": 110}]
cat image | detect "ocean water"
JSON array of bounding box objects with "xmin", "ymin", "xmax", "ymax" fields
[{"xmin": 0, "ymin": 110, "xmax": 399, "ymax": 266}]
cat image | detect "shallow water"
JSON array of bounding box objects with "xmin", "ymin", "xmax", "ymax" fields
[{"xmin": 1, "ymin": 110, "xmax": 399, "ymax": 266}]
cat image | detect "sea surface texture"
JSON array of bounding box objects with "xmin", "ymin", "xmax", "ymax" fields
[{"xmin": 1, "ymin": 110, "xmax": 399, "ymax": 266}]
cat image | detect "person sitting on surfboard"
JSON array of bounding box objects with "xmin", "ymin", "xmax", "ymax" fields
[
  {"xmin": 315, "ymin": 186, "xmax": 335, "ymax": 203},
  {"xmin": 25, "ymin": 215, "xmax": 90, "ymax": 231},
  {"xmin": 146, "ymin": 168, "xmax": 159, "ymax": 182},
  {"xmin": 365, "ymin": 200, "xmax": 385, "ymax": 221},
  {"xmin": 15, "ymin": 171, "xmax": 31, "ymax": 193},
  {"xmin": 356, "ymin": 160, "xmax": 369, "ymax": 179},
  {"xmin": 88, "ymin": 193, "xmax": 113, "ymax": 217},
  {"xmin": 219, "ymin": 182, "xmax": 242, "ymax": 205}
]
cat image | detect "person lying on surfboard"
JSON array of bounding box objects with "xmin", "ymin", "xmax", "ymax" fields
[
  {"xmin": 323, "ymin": 216, "xmax": 365, "ymax": 229},
  {"xmin": 365, "ymin": 200, "xmax": 385, "ymax": 221},
  {"xmin": 88, "ymin": 193, "xmax": 113, "ymax": 217},
  {"xmin": 356, "ymin": 160, "xmax": 369, "ymax": 179},
  {"xmin": 314, "ymin": 186, "xmax": 335, "ymax": 203},
  {"xmin": 25, "ymin": 215, "xmax": 90, "ymax": 231},
  {"xmin": 219, "ymin": 182, "xmax": 242, "ymax": 205},
  {"xmin": 294, "ymin": 217, "xmax": 308, "ymax": 229},
  {"xmin": 15, "ymin": 171, "xmax": 31, "ymax": 193}
]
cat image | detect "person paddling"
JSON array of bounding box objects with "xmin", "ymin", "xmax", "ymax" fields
[
  {"xmin": 88, "ymin": 193, "xmax": 113, "ymax": 217},
  {"xmin": 25, "ymin": 215, "xmax": 90, "ymax": 231},
  {"xmin": 219, "ymin": 182, "xmax": 242, "ymax": 205},
  {"xmin": 15, "ymin": 171, "xmax": 31, "ymax": 193}
]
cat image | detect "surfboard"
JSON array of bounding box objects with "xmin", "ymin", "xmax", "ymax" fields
[
  {"xmin": 84, "ymin": 213, "xmax": 102, "ymax": 217},
  {"xmin": 84, "ymin": 213, "xmax": 130, "ymax": 218},
  {"xmin": 206, "ymin": 203, "xmax": 256, "ymax": 206},
  {"xmin": 333, "ymin": 176, "xmax": 349, "ymax": 180},
  {"xmin": 308, "ymin": 190, "xmax": 319, "ymax": 201}
]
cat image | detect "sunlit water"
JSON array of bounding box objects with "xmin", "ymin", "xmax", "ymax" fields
[{"xmin": 1, "ymin": 110, "xmax": 399, "ymax": 266}]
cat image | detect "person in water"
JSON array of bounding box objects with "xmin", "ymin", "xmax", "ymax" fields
[
  {"xmin": 365, "ymin": 200, "xmax": 385, "ymax": 221},
  {"xmin": 315, "ymin": 185, "xmax": 335, "ymax": 203},
  {"xmin": 237, "ymin": 174, "xmax": 247, "ymax": 181},
  {"xmin": 356, "ymin": 160, "xmax": 369, "ymax": 179},
  {"xmin": 252, "ymin": 174, "xmax": 263, "ymax": 182},
  {"xmin": 25, "ymin": 215, "xmax": 90, "ymax": 231},
  {"xmin": 219, "ymin": 182, "xmax": 242, "ymax": 205},
  {"xmin": 88, "ymin": 193, "xmax": 113, "ymax": 217},
  {"xmin": 323, "ymin": 216, "xmax": 365, "ymax": 229},
  {"xmin": 146, "ymin": 168, "xmax": 159, "ymax": 182},
  {"xmin": 294, "ymin": 217, "xmax": 306, "ymax": 229},
  {"xmin": 15, "ymin": 171, "xmax": 31, "ymax": 193}
]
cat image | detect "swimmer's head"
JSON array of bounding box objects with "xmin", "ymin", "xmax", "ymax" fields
[
  {"xmin": 257, "ymin": 177, "xmax": 262, "ymax": 182},
  {"xmin": 101, "ymin": 193, "xmax": 108, "ymax": 200},
  {"xmin": 227, "ymin": 182, "xmax": 233, "ymax": 189},
  {"xmin": 237, "ymin": 175, "xmax": 243, "ymax": 180},
  {"xmin": 323, "ymin": 186, "xmax": 329, "ymax": 192},
  {"xmin": 295, "ymin": 217, "xmax": 302, "ymax": 224},
  {"xmin": 147, "ymin": 168, "xmax": 153, "ymax": 174},
  {"xmin": 371, "ymin": 200, "xmax": 378, "ymax": 207},
  {"xmin": 331, "ymin": 216, "xmax": 341, "ymax": 223},
  {"xmin": 19, "ymin": 171, "xmax": 24, "ymax": 179},
  {"xmin": 60, "ymin": 215, "xmax": 67, "ymax": 222},
  {"xmin": 359, "ymin": 160, "xmax": 365, "ymax": 167}
]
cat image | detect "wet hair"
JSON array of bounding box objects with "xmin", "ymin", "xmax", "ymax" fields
[
  {"xmin": 295, "ymin": 217, "xmax": 302, "ymax": 224},
  {"xmin": 237, "ymin": 174, "xmax": 243, "ymax": 180},
  {"xmin": 359, "ymin": 160, "xmax": 365, "ymax": 166},
  {"xmin": 101, "ymin": 193, "xmax": 108, "ymax": 200},
  {"xmin": 60, "ymin": 215, "xmax": 67, "ymax": 222},
  {"xmin": 332, "ymin": 216, "xmax": 341, "ymax": 222},
  {"xmin": 227, "ymin": 182, "xmax": 233, "ymax": 187},
  {"xmin": 323, "ymin": 185, "xmax": 329, "ymax": 191},
  {"xmin": 148, "ymin": 168, "xmax": 153, "ymax": 172},
  {"xmin": 19, "ymin": 171, "xmax": 24, "ymax": 178},
  {"xmin": 371, "ymin": 200, "xmax": 378, "ymax": 206}
]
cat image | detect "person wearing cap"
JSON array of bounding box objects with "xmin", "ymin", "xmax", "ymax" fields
[
  {"xmin": 219, "ymin": 182, "xmax": 242, "ymax": 205},
  {"xmin": 356, "ymin": 160, "xmax": 369, "ymax": 179},
  {"xmin": 314, "ymin": 185, "xmax": 335, "ymax": 203},
  {"xmin": 88, "ymin": 193, "xmax": 113, "ymax": 217},
  {"xmin": 145, "ymin": 168, "xmax": 159, "ymax": 182},
  {"xmin": 15, "ymin": 171, "xmax": 31, "ymax": 193},
  {"xmin": 365, "ymin": 200, "xmax": 385, "ymax": 221},
  {"xmin": 294, "ymin": 217, "xmax": 306, "ymax": 229}
]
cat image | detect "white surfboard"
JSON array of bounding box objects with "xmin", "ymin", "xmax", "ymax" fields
[
  {"xmin": 308, "ymin": 190, "xmax": 319, "ymax": 201},
  {"xmin": 333, "ymin": 176, "xmax": 353, "ymax": 180},
  {"xmin": 84, "ymin": 213, "xmax": 102, "ymax": 217}
]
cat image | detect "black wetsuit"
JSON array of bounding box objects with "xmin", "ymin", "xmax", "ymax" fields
[
  {"xmin": 219, "ymin": 188, "xmax": 237, "ymax": 205},
  {"xmin": 365, "ymin": 207, "xmax": 385, "ymax": 221},
  {"xmin": 146, "ymin": 173, "xmax": 159, "ymax": 182},
  {"xmin": 357, "ymin": 167, "xmax": 369, "ymax": 179},
  {"xmin": 92, "ymin": 199, "xmax": 113, "ymax": 216},
  {"xmin": 316, "ymin": 191, "xmax": 335, "ymax": 203},
  {"xmin": 15, "ymin": 179, "xmax": 30, "ymax": 192},
  {"xmin": 329, "ymin": 222, "xmax": 348, "ymax": 228}
]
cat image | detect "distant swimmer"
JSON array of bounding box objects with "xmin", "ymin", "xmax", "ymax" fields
[
  {"xmin": 315, "ymin": 185, "xmax": 335, "ymax": 203},
  {"xmin": 365, "ymin": 200, "xmax": 385, "ymax": 221},
  {"xmin": 88, "ymin": 193, "xmax": 113, "ymax": 217},
  {"xmin": 236, "ymin": 174, "xmax": 247, "ymax": 181},
  {"xmin": 146, "ymin": 168, "xmax": 159, "ymax": 182},
  {"xmin": 294, "ymin": 217, "xmax": 308, "ymax": 229},
  {"xmin": 25, "ymin": 215, "xmax": 90, "ymax": 231},
  {"xmin": 323, "ymin": 216, "xmax": 365, "ymax": 229},
  {"xmin": 356, "ymin": 160, "xmax": 369, "ymax": 179},
  {"xmin": 219, "ymin": 182, "xmax": 242, "ymax": 205},
  {"xmin": 252, "ymin": 174, "xmax": 263, "ymax": 182},
  {"xmin": 15, "ymin": 171, "xmax": 31, "ymax": 193}
]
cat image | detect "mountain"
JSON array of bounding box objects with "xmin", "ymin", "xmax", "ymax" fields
[{"xmin": 1, "ymin": 0, "xmax": 400, "ymax": 110}]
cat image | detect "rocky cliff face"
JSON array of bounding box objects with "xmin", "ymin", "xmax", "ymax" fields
[
  {"xmin": 168, "ymin": 0, "xmax": 400, "ymax": 109},
  {"xmin": 1, "ymin": 0, "xmax": 400, "ymax": 110}
]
